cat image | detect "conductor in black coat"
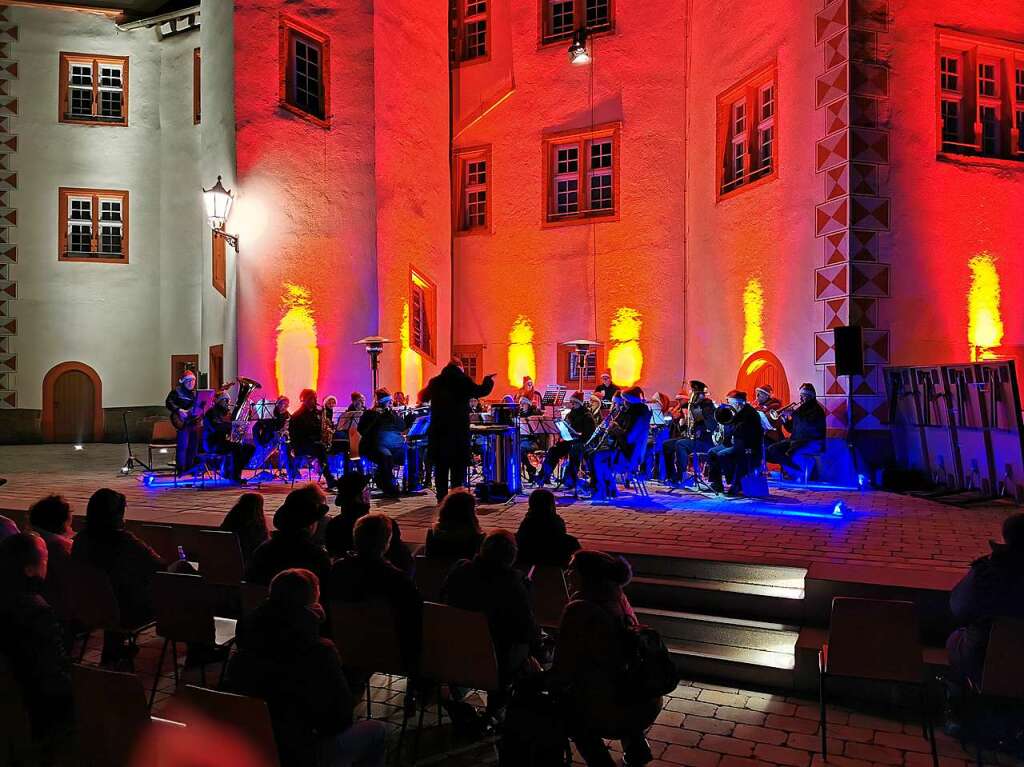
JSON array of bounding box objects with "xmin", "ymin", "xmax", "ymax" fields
[{"xmin": 419, "ymin": 359, "xmax": 496, "ymax": 501}]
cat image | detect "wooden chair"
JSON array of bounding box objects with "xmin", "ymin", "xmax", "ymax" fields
[
  {"xmin": 329, "ymin": 600, "xmax": 407, "ymax": 720},
  {"xmin": 148, "ymin": 420, "xmax": 177, "ymax": 468},
  {"xmin": 413, "ymin": 555, "xmax": 457, "ymax": 602},
  {"xmin": 178, "ymin": 685, "xmax": 280, "ymax": 767},
  {"xmin": 963, "ymin": 617, "xmax": 1024, "ymax": 765},
  {"xmin": 192, "ymin": 529, "xmax": 245, "ymax": 586},
  {"xmin": 136, "ymin": 523, "xmax": 180, "ymax": 564},
  {"xmin": 66, "ymin": 560, "xmax": 154, "ymax": 662},
  {"xmin": 412, "ymin": 602, "xmax": 499, "ymax": 762},
  {"xmin": 0, "ymin": 655, "xmax": 33, "ymax": 767},
  {"xmin": 72, "ymin": 664, "xmax": 186, "ymax": 767},
  {"xmin": 819, "ymin": 598, "xmax": 938, "ymax": 767},
  {"xmin": 149, "ymin": 572, "xmax": 237, "ymax": 708},
  {"xmin": 529, "ymin": 565, "xmax": 569, "ymax": 630}
]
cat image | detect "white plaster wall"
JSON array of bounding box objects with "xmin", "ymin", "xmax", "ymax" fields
[{"xmin": 12, "ymin": 6, "xmax": 205, "ymax": 408}]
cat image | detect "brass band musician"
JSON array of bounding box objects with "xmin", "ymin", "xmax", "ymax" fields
[
  {"xmin": 706, "ymin": 390, "xmax": 764, "ymax": 497},
  {"xmin": 516, "ymin": 376, "xmax": 543, "ymax": 407},
  {"xmin": 594, "ymin": 371, "xmax": 620, "ymax": 402},
  {"xmin": 517, "ymin": 396, "xmax": 545, "ymax": 483},
  {"xmin": 202, "ymin": 391, "xmax": 255, "ymax": 484},
  {"xmin": 765, "ymin": 383, "xmax": 827, "ymax": 478},
  {"xmin": 589, "ymin": 386, "xmax": 651, "ymax": 501},
  {"xmin": 753, "ymin": 384, "xmax": 784, "ymax": 444},
  {"xmin": 661, "ymin": 381, "xmax": 717, "ymax": 485},
  {"xmin": 289, "ymin": 388, "xmax": 339, "ymax": 490},
  {"xmin": 536, "ymin": 390, "xmax": 597, "ymax": 489},
  {"xmin": 356, "ymin": 388, "xmax": 405, "ymax": 497}
]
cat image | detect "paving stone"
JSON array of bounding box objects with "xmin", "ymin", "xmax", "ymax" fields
[
  {"xmin": 714, "ymin": 706, "xmax": 766, "ymax": 726},
  {"xmin": 904, "ymin": 753, "xmax": 967, "ymax": 767},
  {"xmin": 657, "ymin": 710, "xmax": 686, "ymax": 727},
  {"xmin": 699, "ymin": 734, "xmax": 755, "ymax": 757},
  {"xmin": 719, "ymin": 758, "xmax": 773, "ymax": 767},
  {"xmin": 843, "ymin": 741, "xmax": 904, "ymax": 765},
  {"xmin": 647, "ymin": 724, "xmax": 703, "ymax": 747},
  {"xmin": 683, "ymin": 715, "xmax": 736, "ymax": 736},
  {"xmin": 752, "ymin": 743, "xmax": 812, "ymax": 767},
  {"xmin": 874, "ymin": 730, "xmax": 933, "ymax": 753},
  {"xmin": 847, "ymin": 713, "xmax": 905, "ymax": 734},
  {"xmin": 745, "ymin": 697, "xmax": 797, "ymax": 716},
  {"xmin": 660, "ymin": 745, "xmax": 722, "ymax": 767},
  {"xmin": 666, "ymin": 698, "xmax": 719, "ymax": 717},
  {"xmin": 765, "ymin": 714, "xmax": 820, "ymax": 735},
  {"xmin": 822, "ymin": 723, "xmax": 875, "ymax": 743},
  {"xmin": 732, "ymin": 724, "xmax": 788, "ymax": 746},
  {"xmin": 699, "ymin": 690, "xmax": 750, "ymax": 708}
]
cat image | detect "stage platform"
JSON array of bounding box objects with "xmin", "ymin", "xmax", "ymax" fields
[{"xmin": 1, "ymin": 442, "xmax": 1019, "ymax": 692}]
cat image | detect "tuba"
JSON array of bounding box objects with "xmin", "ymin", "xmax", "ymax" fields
[{"xmin": 231, "ymin": 377, "xmax": 262, "ymax": 421}]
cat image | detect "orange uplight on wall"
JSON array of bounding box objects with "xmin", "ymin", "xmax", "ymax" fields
[
  {"xmin": 967, "ymin": 252, "xmax": 1003, "ymax": 361},
  {"xmin": 400, "ymin": 300, "xmax": 423, "ymax": 395},
  {"xmin": 507, "ymin": 315, "xmax": 537, "ymax": 387},
  {"xmin": 275, "ymin": 283, "xmax": 319, "ymax": 401},
  {"xmin": 742, "ymin": 277, "xmax": 765, "ymax": 358},
  {"xmin": 607, "ymin": 307, "xmax": 643, "ymax": 386}
]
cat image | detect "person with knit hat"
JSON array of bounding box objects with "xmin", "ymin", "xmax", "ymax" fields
[
  {"xmin": 165, "ymin": 368, "xmax": 200, "ymax": 474},
  {"xmin": 753, "ymin": 384, "xmax": 784, "ymax": 444},
  {"xmin": 355, "ymin": 388, "xmax": 405, "ymax": 497},
  {"xmin": 594, "ymin": 371, "xmax": 620, "ymax": 403},
  {"xmin": 588, "ymin": 386, "xmax": 651, "ymax": 502},
  {"xmin": 245, "ymin": 484, "xmax": 330, "ymax": 586},
  {"xmin": 516, "ymin": 376, "xmax": 543, "ymax": 407},
  {"xmin": 551, "ymin": 550, "xmax": 661, "ymax": 766},
  {"xmin": 536, "ymin": 390, "xmax": 598, "ymax": 489},
  {"xmin": 661, "ymin": 380, "xmax": 717, "ymax": 485}
]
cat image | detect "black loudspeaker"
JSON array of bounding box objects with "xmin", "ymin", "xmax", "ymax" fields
[{"xmin": 833, "ymin": 325, "xmax": 865, "ymax": 376}]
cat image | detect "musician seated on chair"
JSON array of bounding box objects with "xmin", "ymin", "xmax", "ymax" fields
[
  {"xmin": 661, "ymin": 380, "xmax": 717, "ymax": 486},
  {"xmin": 594, "ymin": 371, "xmax": 620, "ymax": 403},
  {"xmin": 356, "ymin": 388, "xmax": 405, "ymax": 498},
  {"xmin": 289, "ymin": 389, "xmax": 339, "ymax": 491},
  {"xmin": 536, "ymin": 390, "xmax": 597, "ymax": 490},
  {"xmin": 517, "ymin": 395, "xmax": 545, "ymax": 484},
  {"xmin": 765, "ymin": 383, "xmax": 827, "ymax": 480},
  {"xmin": 589, "ymin": 386, "xmax": 651, "ymax": 502},
  {"xmin": 165, "ymin": 369, "xmax": 200, "ymax": 474},
  {"xmin": 202, "ymin": 392, "xmax": 255, "ymax": 484},
  {"xmin": 753, "ymin": 384, "xmax": 784, "ymax": 444},
  {"xmin": 516, "ymin": 375, "xmax": 543, "ymax": 408},
  {"xmin": 345, "ymin": 391, "xmax": 366, "ymax": 412},
  {"xmin": 707, "ymin": 390, "xmax": 764, "ymax": 497}
]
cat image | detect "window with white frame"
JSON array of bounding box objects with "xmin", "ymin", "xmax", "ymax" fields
[
  {"xmin": 544, "ymin": 126, "xmax": 618, "ymax": 222},
  {"xmin": 60, "ymin": 54, "xmax": 127, "ymax": 125},
  {"xmin": 937, "ymin": 35, "xmax": 1024, "ymax": 160},
  {"xmin": 718, "ymin": 66, "xmax": 778, "ymax": 197},
  {"xmin": 59, "ymin": 188, "xmax": 128, "ymax": 262},
  {"xmin": 455, "ymin": 148, "xmax": 490, "ymax": 232},
  {"xmin": 542, "ymin": 0, "xmax": 613, "ymax": 43},
  {"xmin": 460, "ymin": 0, "xmax": 488, "ymax": 62}
]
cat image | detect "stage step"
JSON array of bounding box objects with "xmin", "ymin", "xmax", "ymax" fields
[
  {"xmin": 634, "ymin": 607, "xmax": 798, "ymax": 690},
  {"xmin": 625, "ymin": 561, "xmax": 806, "ymax": 623}
]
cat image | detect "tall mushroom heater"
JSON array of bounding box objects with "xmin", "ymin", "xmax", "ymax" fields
[
  {"xmin": 355, "ymin": 336, "xmax": 394, "ymax": 394},
  {"xmin": 563, "ymin": 339, "xmax": 601, "ymax": 394}
]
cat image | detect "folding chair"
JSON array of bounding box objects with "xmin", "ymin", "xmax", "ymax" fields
[
  {"xmin": 191, "ymin": 530, "xmax": 245, "ymax": 587},
  {"xmin": 962, "ymin": 617, "xmax": 1024, "ymax": 765},
  {"xmin": 149, "ymin": 572, "xmax": 237, "ymax": 708},
  {"xmin": 178, "ymin": 685, "xmax": 280, "ymax": 767},
  {"xmin": 148, "ymin": 420, "xmax": 177, "ymax": 469},
  {"xmin": 0, "ymin": 655, "xmax": 33, "ymax": 767},
  {"xmin": 136, "ymin": 523, "xmax": 180, "ymax": 564},
  {"xmin": 412, "ymin": 602, "xmax": 499, "ymax": 763},
  {"xmin": 67, "ymin": 561, "xmax": 154, "ymax": 663},
  {"xmin": 72, "ymin": 664, "xmax": 186, "ymax": 767},
  {"xmin": 412, "ymin": 555, "xmax": 457, "ymax": 602},
  {"xmin": 529, "ymin": 565, "xmax": 569, "ymax": 630},
  {"xmin": 819, "ymin": 597, "xmax": 938, "ymax": 767},
  {"xmin": 329, "ymin": 600, "xmax": 407, "ymax": 721}
]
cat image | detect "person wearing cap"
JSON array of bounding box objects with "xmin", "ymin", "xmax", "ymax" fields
[
  {"xmin": 594, "ymin": 371, "xmax": 620, "ymax": 403},
  {"xmin": 589, "ymin": 386, "xmax": 651, "ymax": 502},
  {"xmin": 325, "ymin": 474, "xmax": 413, "ymax": 573},
  {"xmin": 706, "ymin": 390, "xmax": 764, "ymax": 496},
  {"xmin": 765, "ymin": 382, "xmax": 826, "ymax": 479},
  {"xmin": 753, "ymin": 384, "xmax": 784, "ymax": 444},
  {"xmin": 536, "ymin": 390, "xmax": 597, "ymax": 489},
  {"xmin": 356, "ymin": 388, "xmax": 406, "ymax": 497},
  {"xmin": 661, "ymin": 380, "xmax": 717, "ymax": 485},
  {"xmin": 516, "ymin": 376, "xmax": 543, "ymax": 407},
  {"xmin": 245, "ymin": 484, "xmax": 331, "ymax": 586},
  {"xmin": 202, "ymin": 390, "xmax": 256, "ymax": 483},
  {"xmin": 288, "ymin": 389, "xmax": 339, "ymax": 491},
  {"xmin": 165, "ymin": 369, "xmax": 200, "ymax": 474},
  {"xmin": 418, "ymin": 358, "xmax": 496, "ymax": 501},
  {"xmin": 518, "ymin": 395, "xmax": 546, "ymax": 484}
]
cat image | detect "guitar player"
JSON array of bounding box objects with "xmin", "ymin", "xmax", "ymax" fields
[{"xmin": 165, "ymin": 370, "xmax": 200, "ymax": 474}]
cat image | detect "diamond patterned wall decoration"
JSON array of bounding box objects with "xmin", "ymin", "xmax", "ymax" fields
[{"xmin": 0, "ymin": 7, "xmax": 15, "ymax": 408}]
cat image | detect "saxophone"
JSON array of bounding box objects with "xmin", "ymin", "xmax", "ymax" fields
[
  {"xmin": 319, "ymin": 405, "xmax": 336, "ymax": 450},
  {"xmin": 583, "ymin": 402, "xmax": 622, "ymax": 455}
]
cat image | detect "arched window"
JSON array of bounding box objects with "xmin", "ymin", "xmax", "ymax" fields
[{"xmin": 736, "ymin": 351, "xmax": 790, "ymax": 406}]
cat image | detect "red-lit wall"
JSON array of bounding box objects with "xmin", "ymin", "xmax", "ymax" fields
[{"xmin": 451, "ymin": 0, "xmax": 688, "ymax": 396}]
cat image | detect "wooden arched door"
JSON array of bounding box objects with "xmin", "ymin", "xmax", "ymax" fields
[
  {"xmin": 42, "ymin": 362, "xmax": 104, "ymax": 443},
  {"xmin": 736, "ymin": 351, "xmax": 791, "ymax": 406}
]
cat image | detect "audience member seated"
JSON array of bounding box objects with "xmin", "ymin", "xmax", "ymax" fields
[
  {"xmin": 423, "ymin": 488, "xmax": 484, "ymax": 561},
  {"xmin": 28, "ymin": 494, "xmax": 75, "ymax": 610},
  {"xmin": 515, "ymin": 488, "xmax": 580, "ymax": 569},
  {"xmin": 325, "ymin": 473, "xmax": 413, "ymax": 575},
  {"xmin": 219, "ymin": 492, "xmax": 269, "ymax": 568},
  {"xmin": 947, "ymin": 512, "xmax": 1024, "ymax": 691},
  {"xmin": 551, "ymin": 550, "xmax": 661, "ymax": 767},
  {"xmin": 0, "ymin": 513, "xmax": 18, "ymax": 541},
  {"xmin": 225, "ymin": 568, "xmax": 386, "ymax": 767},
  {"xmin": 0, "ymin": 533, "xmax": 73, "ymax": 757},
  {"xmin": 70, "ymin": 488, "xmax": 165, "ymax": 666},
  {"xmin": 442, "ymin": 529, "xmax": 543, "ymax": 720},
  {"xmin": 245, "ymin": 484, "xmax": 331, "ymax": 586},
  {"xmin": 326, "ymin": 514, "xmax": 423, "ymax": 678}
]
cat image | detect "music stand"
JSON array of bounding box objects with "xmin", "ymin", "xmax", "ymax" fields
[
  {"xmin": 541, "ymin": 385, "xmax": 567, "ymax": 410},
  {"xmin": 335, "ymin": 411, "xmax": 361, "ymax": 431},
  {"xmin": 355, "ymin": 336, "xmax": 394, "ymax": 394}
]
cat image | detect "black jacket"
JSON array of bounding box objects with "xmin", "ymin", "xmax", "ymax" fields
[
  {"xmin": 950, "ymin": 545, "xmax": 1024, "ymax": 673},
  {"xmin": 0, "ymin": 577, "xmax": 73, "ymax": 738},
  {"xmin": 357, "ymin": 407, "xmax": 406, "ymax": 451},
  {"xmin": 245, "ymin": 530, "xmax": 331, "ymax": 586},
  {"xmin": 225, "ymin": 599, "xmax": 353, "ymax": 767},
  {"xmin": 324, "ymin": 506, "xmax": 413, "ymax": 575},
  {"xmin": 70, "ymin": 527, "xmax": 164, "ymax": 626},
  {"xmin": 420, "ymin": 363, "xmax": 495, "ymax": 461},
  {"xmin": 165, "ymin": 385, "xmax": 196, "ymax": 415},
  {"xmin": 724, "ymin": 403, "xmax": 764, "ymax": 462},
  {"xmin": 289, "ymin": 404, "xmax": 322, "ymax": 450},
  {"xmin": 784, "ymin": 399, "xmax": 827, "ymax": 443},
  {"xmin": 516, "ymin": 513, "xmax": 581, "ymax": 569},
  {"xmin": 566, "ymin": 406, "xmax": 597, "ymax": 441},
  {"xmin": 594, "ymin": 383, "xmax": 620, "ymax": 402},
  {"xmin": 202, "ymin": 403, "xmax": 233, "ymax": 452},
  {"xmin": 442, "ymin": 557, "xmax": 542, "ymax": 666},
  {"xmin": 612, "ymin": 402, "xmax": 651, "ymax": 462},
  {"xmin": 326, "ymin": 554, "xmax": 423, "ymax": 672},
  {"xmin": 424, "ymin": 527, "xmax": 484, "ymax": 561},
  {"xmin": 688, "ymin": 398, "xmax": 718, "ymax": 442}
]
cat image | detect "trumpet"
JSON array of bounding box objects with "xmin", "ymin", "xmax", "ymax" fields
[{"xmin": 769, "ymin": 401, "xmax": 800, "ymax": 421}]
